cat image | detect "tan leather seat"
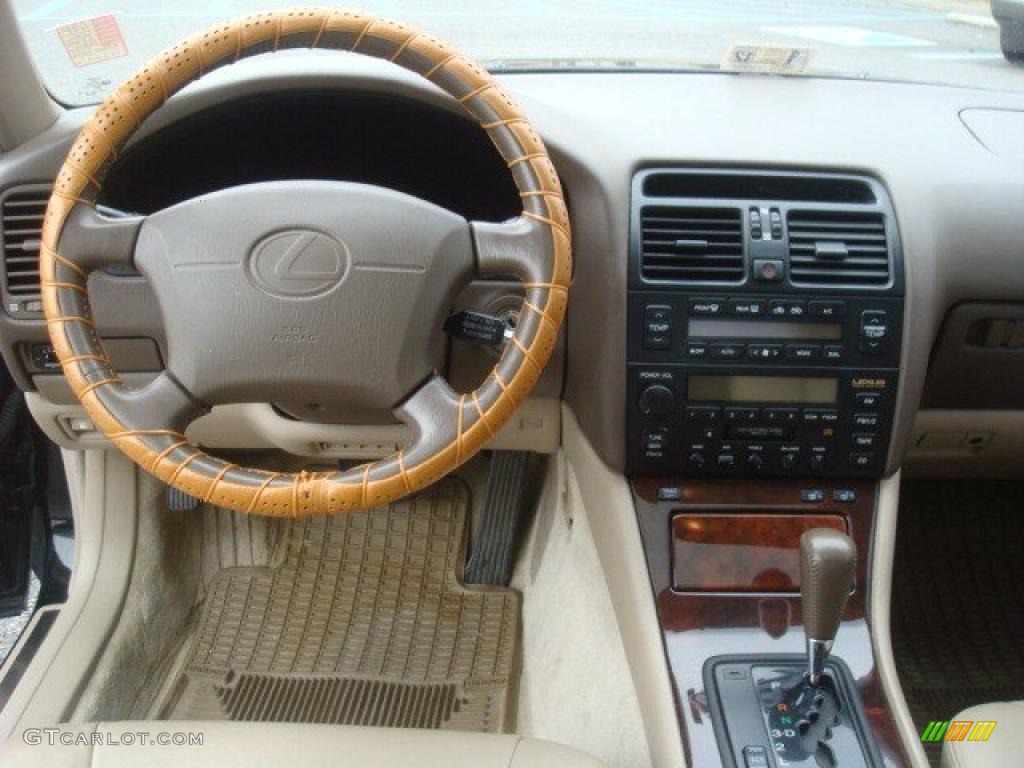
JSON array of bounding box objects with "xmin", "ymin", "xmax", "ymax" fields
[
  {"xmin": 0, "ymin": 722, "xmax": 607, "ymax": 768},
  {"xmin": 942, "ymin": 701, "xmax": 1024, "ymax": 768}
]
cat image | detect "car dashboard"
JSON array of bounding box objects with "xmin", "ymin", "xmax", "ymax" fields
[
  {"xmin": 1, "ymin": 57, "xmax": 1023, "ymax": 477},
  {"xmin": 2, "ymin": 51, "xmax": 1024, "ymax": 768}
]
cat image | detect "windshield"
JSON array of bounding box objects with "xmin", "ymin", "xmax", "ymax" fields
[{"xmin": 12, "ymin": 0, "xmax": 1024, "ymax": 105}]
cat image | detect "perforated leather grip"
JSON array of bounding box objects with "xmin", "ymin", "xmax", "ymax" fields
[{"xmin": 41, "ymin": 9, "xmax": 571, "ymax": 516}]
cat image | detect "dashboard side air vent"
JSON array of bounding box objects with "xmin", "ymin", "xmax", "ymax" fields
[
  {"xmin": 640, "ymin": 206, "xmax": 744, "ymax": 283},
  {"xmin": 787, "ymin": 210, "xmax": 890, "ymax": 287},
  {"xmin": 1, "ymin": 185, "xmax": 50, "ymax": 316}
]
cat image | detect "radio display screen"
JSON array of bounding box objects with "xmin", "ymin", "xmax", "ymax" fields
[
  {"xmin": 688, "ymin": 375, "xmax": 839, "ymax": 404},
  {"xmin": 688, "ymin": 319, "xmax": 841, "ymax": 341}
]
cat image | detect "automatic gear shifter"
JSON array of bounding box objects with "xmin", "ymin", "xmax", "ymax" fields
[
  {"xmin": 800, "ymin": 528, "xmax": 857, "ymax": 686},
  {"xmin": 706, "ymin": 528, "xmax": 881, "ymax": 767}
]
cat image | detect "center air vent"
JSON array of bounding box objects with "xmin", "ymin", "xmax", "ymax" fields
[
  {"xmin": 788, "ymin": 210, "xmax": 890, "ymax": 287},
  {"xmin": 640, "ymin": 206, "xmax": 744, "ymax": 283},
  {"xmin": 1, "ymin": 186, "xmax": 50, "ymax": 315}
]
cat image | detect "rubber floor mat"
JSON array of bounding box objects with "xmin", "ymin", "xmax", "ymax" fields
[
  {"xmin": 891, "ymin": 480, "xmax": 1024, "ymax": 767},
  {"xmin": 157, "ymin": 479, "xmax": 520, "ymax": 732}
]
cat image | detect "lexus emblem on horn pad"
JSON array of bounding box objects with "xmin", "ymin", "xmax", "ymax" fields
[{"xmin": 247, "ymin": 229, "xmax": 349, "ymax": 298}]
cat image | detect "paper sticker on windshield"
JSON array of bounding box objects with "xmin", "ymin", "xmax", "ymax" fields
[
  {"xmin": 57, "ymin": 15, "xmax": 128, "ymax": 68},
  {"xmin": 722, "ymin": 44, "xmax": 816, "ymax": 74}
]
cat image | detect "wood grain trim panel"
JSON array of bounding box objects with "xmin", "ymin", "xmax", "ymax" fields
[{"xmin": 632, "ymin": 478, "xmax": 910, "ymax": 768}]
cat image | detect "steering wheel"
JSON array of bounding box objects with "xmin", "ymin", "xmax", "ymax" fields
[{"xmin": 40, "ymin": 9, "xmax": 570, "ymax": 516}]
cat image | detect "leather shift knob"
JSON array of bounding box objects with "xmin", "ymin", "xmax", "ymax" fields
[{"xmin": 800, "ymin": 528, "xmax": 856, "ymax": 643}]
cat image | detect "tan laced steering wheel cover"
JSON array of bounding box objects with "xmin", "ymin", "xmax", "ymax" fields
[{"xmin": 41, "ymin": 8, "xmax": 570, "ymax": 517}]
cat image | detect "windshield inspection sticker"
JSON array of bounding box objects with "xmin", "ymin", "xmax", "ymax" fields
[
  {"xmin": 722, "ymin": 44, "xmax": 816, "ymax": 74},
  {"xmin": 56, "ymin": 15, "xmax": 128, "ymax": 68}
]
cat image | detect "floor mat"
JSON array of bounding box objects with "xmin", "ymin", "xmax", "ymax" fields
[
  {"xmin": 154, "ymin": 479, "xmax": 520, "ymax": 732},
  {"xmin": 891, "ymin": 480, "xmax": 1024, "ymax": 767}
]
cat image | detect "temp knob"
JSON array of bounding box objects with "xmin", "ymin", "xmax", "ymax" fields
[
  {"xmin": 638, "ymin": 385, "xmax": 675, "ymax": 419},
  {"xmin": 689, "ymin": 451, "xmax": 706, "ymax": 469},
  {"xmin": 747, "ymin": 453, "xmax": 766, "ymax": 473}
]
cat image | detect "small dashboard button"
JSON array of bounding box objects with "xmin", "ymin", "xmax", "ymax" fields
[
  {"xmin": 770, "ymin": 299, "xmax": 807, "ymax": 318},
  {"xmin": 744, "ymin": 745, "xmax": 769, "ymax": 768},
  {"xmin": 685, "ymin": 406, "xmax": 720, "ymax": 423},
  {"xmin": 690, "ymin": 298, "xmax": 726, "ymax": 316},
  {"xmin": 786, "ymin": 344, "xmax": 821, "ymax": 362},
  {"xmin": 809, "ymin": 300, "xmax": 848, "ymax": 319},
  {"xmin": 779, "ymin": 450, "xmax": 799, "ymax": 471},
  {"xmin": 753, "ymin": 258, "xmax": 784, "ymax": 282},
  {"xmin": 724, "ymin": 407, "xmax": 760, "ymax": 423},
  {"xmin": 643, "ymin": 332, "xmax": 671, "ymax": 350},
  {"xmin": 686, "ymin": 342, "xmax": 709, "ymax": 359},
  {"xmin": 852, "ymin": 433, "xmax": 877, "ymax": 448},
  {"xmin": 854, "ymin": 412, "xmax": 880, "ymax": 428},
  {"xmin": 643, "ymin": 428, "xmax": 668, "ymax": 460},
  {"xmin": 860, "ymin": 310, "xmax": 891, "ymax": 354},
  {"xmin": 749, "ymin": 208, "xmax": 763, "ymax": 239},
  {"xmin": 765, "ymin": 408, "xmax": 799, "ymax": 424},
  {"xmin": 644, "ymin": 304, "xmax": 672, "ymax": 323},
  {"xmin": 856, "ymin": 392, "xmax": 881, "ymax": 408},
  {"xmin": 656, "ymin": 486, "xmax": 682, "ymax": 501},
  {"xmin": 849, "ymin": 452, "xmax": 875, "ymax": 468},
  {"xmin": 729, "ymin": 298, "xmax": 767, "ymax": 317},
  {"xmin": 809, "ymin": 449, "xmax": 828, "ymax": 472},
  {"xmin": 748, "ymin": 344, "xmax": 783, "ymax": 361},
  {"xmin": 711, "ymin": 343, "xmax": 745, "ymax": 360}
]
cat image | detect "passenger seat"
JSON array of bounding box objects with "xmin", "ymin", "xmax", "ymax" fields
[
  {"xmin": 0, "ymin": 722, "xmax": 608, "ymax": 768},
  {"xmin": 942, "ymin": 701, "xmax": 1024, "ymax": 768}
]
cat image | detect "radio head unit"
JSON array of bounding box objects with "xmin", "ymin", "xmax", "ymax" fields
[{"xmin": 628, "ymin": 363, "xmax": 896, "ymax": 477}]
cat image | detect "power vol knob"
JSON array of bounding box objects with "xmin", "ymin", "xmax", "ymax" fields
[{"xmin": 638, "ymin": 385, "xmax": 675, "ymax": 419}]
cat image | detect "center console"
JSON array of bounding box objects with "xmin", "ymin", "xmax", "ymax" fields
[
  {"xmin": 626, "ymin": 170, "xmax": 904, "ymax": 478},
  {"xmin": 626, "ymin": 171, "xmax": 911, "ymax": 768}
]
